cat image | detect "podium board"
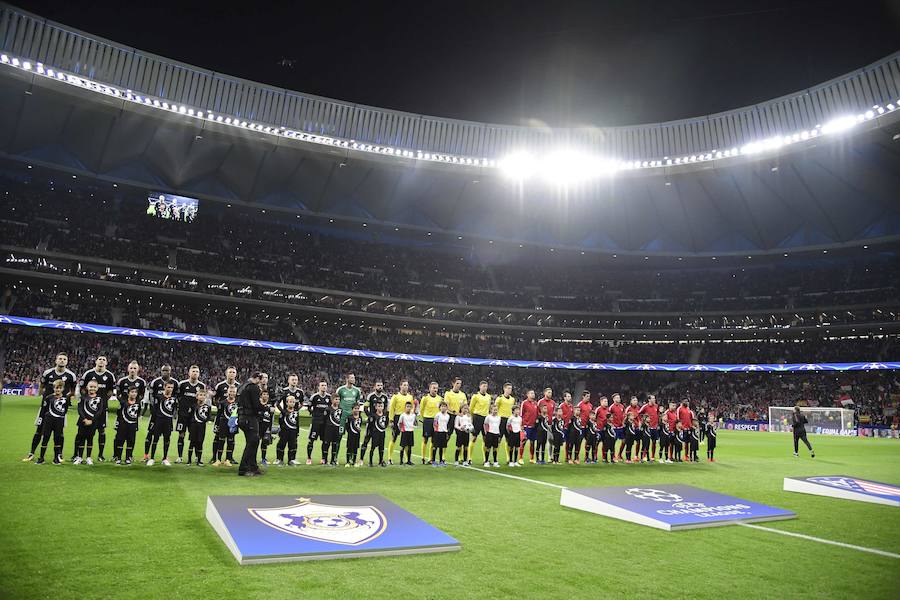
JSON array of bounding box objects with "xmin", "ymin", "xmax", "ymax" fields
[
  {"xmin": 207, "ymin": 494, "xmax": 460, "ymax": 564},
  {"xmin": 561, "ymin": 485, "xmax": 795, "ymax": 531}
]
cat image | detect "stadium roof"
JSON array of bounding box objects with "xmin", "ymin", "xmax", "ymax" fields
[{"xmin": 1, "ymin": 4, "xmax": 900, "ymax": 255}]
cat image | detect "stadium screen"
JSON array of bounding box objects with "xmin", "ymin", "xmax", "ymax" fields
[{"xmin": 146, "ymin": 192, "xmax": 199, "ymax": 223}]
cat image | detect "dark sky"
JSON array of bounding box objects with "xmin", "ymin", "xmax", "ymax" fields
[{"xmin": 18, "ymin": 0, "xmax": 900, "ymax": 127}]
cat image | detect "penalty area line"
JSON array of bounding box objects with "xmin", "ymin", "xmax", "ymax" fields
[{"xmin": 737, "ymin": 523, "xmax": 900, "ymax": 560}]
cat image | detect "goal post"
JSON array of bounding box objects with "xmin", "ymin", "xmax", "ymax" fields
[{"xmin": 768, "ymin": 406, "xmax": 856, "ymax": 436}]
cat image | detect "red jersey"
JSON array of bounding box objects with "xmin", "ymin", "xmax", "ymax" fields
[
  {"xmin": 609, "ymin": 402, "xmax": 625, "ymax": 427},
  {"xmin": 521, "ymin": 399, "xmax": 538, "ymax": 427},
  {"xmin": 577, "ymin": 401, "xmax": 593, "ymax": 427},
  {"xmin": 640, "ymin": 403, "xmax": 660, "ymax": 428},
  {"xmin": 594, "ymin": 405, "xmax": 609, "ymax": 428},
  {"xmin": 537, "ymin": 397, "xmax": 556, "ymax": 421},
  {"xmin": 560, "ymin": 402, "xmax": 575, "ymax": 426},
  {"xmin": 665, "ymin": 409, "xmax": 679, "ymax": 431},
  {"xmin": 626, "ymin": 405, "xmax": 641, "ymax": 427},
  {"xmin": 678, "ymin": 405, "xmax": 694, "ymax": 428}
]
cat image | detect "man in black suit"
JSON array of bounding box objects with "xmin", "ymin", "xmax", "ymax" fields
[{"xmin": 237, "ymin": 372, "xmax": 264, "ymax": 476}]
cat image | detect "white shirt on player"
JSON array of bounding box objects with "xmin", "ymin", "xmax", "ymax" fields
[
  {"xmin": 455, "ymin": 414, "xmax": 473, "ymax": 433},
  {"xmin": 434, "ymin": 412, "xmax": 450, "ymax": 432},
  {"xmin": 484, "ymin": 414, "xmax": 501, "ymax": 434},
  {"xmin": 507, "ymin": 415, "xmax": 522, "ymax": 434}
]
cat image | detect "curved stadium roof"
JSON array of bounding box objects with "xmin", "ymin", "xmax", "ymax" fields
[{"xmin": 1, "ymin": 3, "xmax": 899, "ymax": 255}]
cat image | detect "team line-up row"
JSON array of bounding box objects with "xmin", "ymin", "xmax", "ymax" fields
[{"xmin": 23, "ymin": 355, "xmax": 718, "ymax": 468}]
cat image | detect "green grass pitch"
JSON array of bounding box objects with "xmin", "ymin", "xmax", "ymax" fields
[{"xmin": 0, "ymin": 395, "xmax": 898, "ymax": 599}]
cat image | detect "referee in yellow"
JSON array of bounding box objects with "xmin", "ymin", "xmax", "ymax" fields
[
  {"xmin": 443, "ymin": 377, "xmax": 467, "ymax": 446},
  {"xmin": 495, "ymin": 382, "xmax": 516, "ymax": 463},
  {"xmin": 419, "ymin": 382, "xmax": 442, "ymax": 465},
  {"xmin": 387, "ymin": 380, "xmax": 414, "ymax": 464},
  {"xmin": 468, "ymin": 380, "xmax": 491, "ymax": 463}
]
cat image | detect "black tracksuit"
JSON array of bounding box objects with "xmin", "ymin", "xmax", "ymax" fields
[{"xmin": 792, "ymin": 413, "xmax": 814, "ymax": 454}]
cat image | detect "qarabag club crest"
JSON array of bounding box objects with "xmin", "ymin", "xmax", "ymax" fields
[{"xmin": 248, "ymin": 498, "xmax": 386, "ymax": 545}]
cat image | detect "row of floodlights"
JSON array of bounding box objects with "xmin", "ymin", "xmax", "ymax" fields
[{"xmin": 2, "ymin": 53, "xmax": 897, "ymax": 184}]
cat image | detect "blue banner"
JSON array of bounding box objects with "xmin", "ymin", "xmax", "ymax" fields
[
  {"xmin": 561, "ymin": 484, "xmax": 796, "ymax": 530},
  {"xmin": 1, "ymin": 383, "xmax": 39, "ymax": 396},
  {"xmin": 724, "ymin": 420, "xmax": 769, "ymax": 432},
  {"xmin": 206, "ymin": 494, "xmax": 460, "ymax": 564},
  {"xmin": 2, "ymin": 314, "xmax": 898, "ymax": 373}
]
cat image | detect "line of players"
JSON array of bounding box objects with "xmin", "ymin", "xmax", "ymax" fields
[{"xmin": 23, "ymin": 353, "xmax": 719, "ymax": 468}]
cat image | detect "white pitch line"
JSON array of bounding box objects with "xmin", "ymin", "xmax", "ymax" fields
[
  {"xmin": 460, "ymin": 463, "xmax": 567, "ymax": 489},
  {"xmin": 738, "ymin": 523, "xmax": 900, "ymax": 560},
  {"xmin": 410, "ymin": 452, "xmax": 565, "ymax": 489}
]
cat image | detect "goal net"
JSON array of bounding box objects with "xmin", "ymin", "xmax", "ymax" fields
[{"xmin": 768, "ymin": 406, "xmax": 856, "ymax": 436}]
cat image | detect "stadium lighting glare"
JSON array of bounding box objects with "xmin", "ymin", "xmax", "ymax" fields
[
  {"xmin": 821, "ymin": 115, "xmax": 858, "ymax": 135},
  {"xmin": 541, "ymin": 150, "xmax": 602, "ymax": 184},
  {"xmin": 0, "ymin": 50, "xmax": 897, "ymax": 180},
  {"xmin": 498, "ymin": 152, "xmax": 537, "ymax": 181}
]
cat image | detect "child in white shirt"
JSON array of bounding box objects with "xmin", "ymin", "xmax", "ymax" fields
[
  {"xmin": 506, "ymin": 405, "xmax": 523, "ymax": 467},
  {"xmin": 483, "ymin": 405, "xmax": 501, "ymax": 467}
]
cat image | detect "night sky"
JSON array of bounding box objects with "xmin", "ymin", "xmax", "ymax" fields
[{"xmin": 17, "ymin": 0, "xmax": 900, "ymax": 127}]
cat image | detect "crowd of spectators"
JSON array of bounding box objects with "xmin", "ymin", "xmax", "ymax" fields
[
  {"xmin": 3, "ymin": 327, "xmax": 895, "ymax": 426},
  {"xmin": 3, "ymin": 175, "xmax": 897, "ymax": 319},
  {"xmin": 5, "ymin": 288, "xmax": 897, "ymax": 365}
]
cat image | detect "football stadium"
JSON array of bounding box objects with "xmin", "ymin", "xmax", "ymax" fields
[{"xmin": 1, "ymin": 2, "xmax": 899, "ymax": 598}]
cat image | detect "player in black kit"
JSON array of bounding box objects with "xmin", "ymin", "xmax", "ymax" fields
[
  {"xmin": 25, "ymin": 352, "xmax": 76, "ymax": 462},
  {"xmin": 113, "ymin": 387, "xmax": 141, "ymax": 465},
  {"xmin": 73, "ymin": 380, "xmax": 103, "ymax": 465},
  {"xmin": 175, "ymin": 365, "xmax": 206, "ymax": 463},
  {"xmin": 359, "ymin": 379, "xmax": 387, "ymax": 464},
  {"xmin": 277, "ymin": 373, "xmax": 305, "ymax": 412},
  {"xmin": 274, "ymin": 394, "xmax": 301, "ymax": 465},
  {"xmin": 213, "ymin": 367, "xmax": 239, "ymax": 410},
  {"xmin": 147, "ymin": 381, "xmax": 177, "ymax": 466},
  {"xmin": 368, "ymin": 403, "xmax": 389, "ymax": 467},
  {"xmin": 305, "ymin": 381, "xmax": 331, "ymax": 465},
  {"xmin": 187, "ymin": 389, "xmax": 212, "ymax": 466},
  {"xmin": 323, "ymin": 395, "xmax": 344, "ymax": 467},
  {"xmin": 345, "ymin": 405, "xmax": 362, "ymax": 467},
  {"xmin": 145, "ymin": 365, "xmax": 174, "ymax": 460},
  {"xmin": 77, "ymin": 356, "xmax": 116, "ymax": 462},
  {"xmin": 35, "ymin": 379, "xmax": 71, "ymax": 465},
  {"xmin": 258, "ymin": 389, "xmax": 275, "ymax": 466},
  {"xmin": 212, "ymin": 384, "xmax": 238, "ymax": 466}
]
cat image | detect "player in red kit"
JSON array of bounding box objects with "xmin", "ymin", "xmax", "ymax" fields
[
  {"xmin": 664, "ymin": 401, "xmax": 679, "ymax": 461},
  {"xmin": 639, "ymin": 394, "xmax": 660, "ymax": 462},
  {"xmin": 560, "ymin": 392, "xmax": 575, "ymax": 463},
  {"xmin": 593, "ymin": 396, "xmax": 610, "ymax": 463},
  {"xmin": 574, "ymin": 391, "xmax": 593, "ymax": 463},
  {"xmin": 623, "ymin": 396, "xmax": 641, "ymax": 460},
  {"xmin": 608, "ymin": 393, "xmax": 626, "ymax": 462},
  {"xmin": 537, "ymin": 388, "xmax": 555, "ymax": 428},
  {"xmin": 520, "ymin": 389, "xmax": 538, "ymax": 464},
  {"xmin": 677, "ymin": 400, "xmax": 696, "ymax": 461}
]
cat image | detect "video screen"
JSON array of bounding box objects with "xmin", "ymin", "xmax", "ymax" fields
[{"xmin": 146, "ymin": 192, "xmax": 198, "ymax": 223}]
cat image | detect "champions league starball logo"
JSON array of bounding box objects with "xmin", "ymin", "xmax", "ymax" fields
[
  {"xmin": 624, "ymin": 488, "xmax": 752, "ymax": 518},
  {"xmin": 248, "ymin": 498, "xmax": 386, "ymax": 545},
  {"xmin": 625, "ymin": 488, "xmax": 684, "ymax": 503}
]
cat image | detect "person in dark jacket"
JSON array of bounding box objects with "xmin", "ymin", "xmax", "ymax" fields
[
  {"xmin": 792, "ymin": 406, "xmax": 816, "ymax": 458},
  {"xmin": 237, "ymin": 373, "xmax": 264, "ymax": 476}
]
